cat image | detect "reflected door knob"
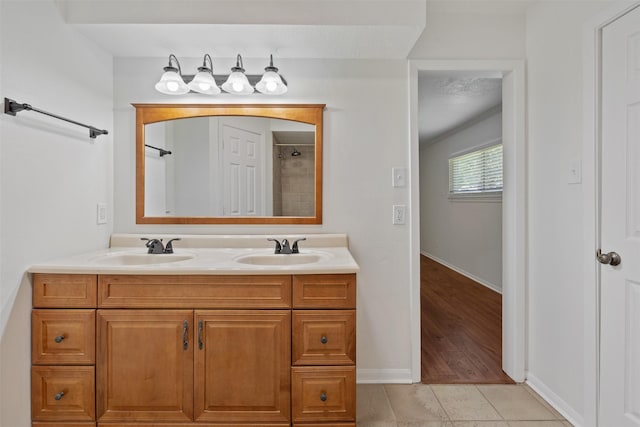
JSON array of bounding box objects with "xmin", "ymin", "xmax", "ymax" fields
[{"xmin": 597, "ymin": 249, "xmax": 621, "ymax": 266}]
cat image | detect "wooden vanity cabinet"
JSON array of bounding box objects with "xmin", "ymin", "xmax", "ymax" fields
[
  {"xmin": 31, "ymin": 274, "xmax": 97, "ymax": 427},
  {"xmin": 291, "ymin": 274, "xmax": 357, "ymax": 427},
  {"xmin": 31, "ymin": 272, "xmax": 356, "ymax": 427}
]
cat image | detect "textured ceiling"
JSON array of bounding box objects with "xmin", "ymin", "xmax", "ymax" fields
[{"xmin": 418, "ymin": 70, "xmax": 502, "ymax": 145}]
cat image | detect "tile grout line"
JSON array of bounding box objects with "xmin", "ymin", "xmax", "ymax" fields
[
  {"xmin": 426, "ymin": 384, "xmax": 454, "ymax": 423},
  {"xmin": 381, "ymin": 384, "xmax": 399, "ymax": 424},
  {"xmin": 474, "ymin": 384, "xmax": 507, "ymax": 423}
]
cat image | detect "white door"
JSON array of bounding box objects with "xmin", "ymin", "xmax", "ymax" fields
[
  {"xmin": 221, "ymin": 124, "xmax": 264, "ymax": 216},
  {"xmin": 600, "ymin": 6, "xmax": 640, "ymax": 427}
]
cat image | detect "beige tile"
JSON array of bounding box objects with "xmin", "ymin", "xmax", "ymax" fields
[
  {"xmin": 452, "ymin": 422, "xmax": 510, "ymax": 427},
  {"xmin": 357, "ymin": 422, "xmax": 398, "ymax": 427},
  {"xmin": 477, "ymin": 385, "xmax": 556, "ymax": 421},
  {"xmin": 431, "ymin": 385, "xmax": 502, "ymax": 421},
  {"xmin": 357, "ymin": 384, "xmax": 396, "ymax": 423},
  {"xmin": 385, "ymin": 384, "xmax": 448, "ymax": 421},
  {"xmin": 521, "ymin": 384, "xmax": 565, "ymax": 420},
  {"xmin": 507, "ymin": 422, "xmax": 567, "ymax": 427},
  {"xmin": 397, "ymin": 422, "xmax": 453, "ymax": 427},
  {"xmin": 562, "ymin": 422, "xmax": 574, "ymax": 427}
]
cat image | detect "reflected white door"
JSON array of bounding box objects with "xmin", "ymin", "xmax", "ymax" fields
[
  {"xmin": 222, "ymin": 125, "xmax": 264, "ymax": 216},
  {"xmin": 600, "ymin": 6, "xmax": 640, "ymax": 427}
]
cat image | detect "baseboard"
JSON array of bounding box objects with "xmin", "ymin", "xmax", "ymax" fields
[
  {"xmin": 357, "ymin": 368, "xmax": 413, "ymax": 384},
  {"xmin": 421, "ymin": 252, "xmax": 502, "ymax": 294},
  {"xmin": 526, "ymin": 373, "xmax": 584, "ymax": 427}
]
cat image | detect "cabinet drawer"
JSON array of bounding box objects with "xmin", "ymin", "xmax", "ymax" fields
[
  {"xmin": 32, "ymin": 423, "xmax": 95, "ymax": 426},
  {"xmin": 33, "ymin": 274, "xmax": 97, "ymax": 308},
  {"xmin": 98, "ymin": 275, "xmax": 292, "ymax": 308},
  {"xmin": 32, "ymin": 310, "xmax": 95, "ymax": 365},
  {"xmin": 293, "ymin": 274, "xmax": 356, "ymax": 309},
  {"xmin": 32, "ymin": 366, "xmax": 95, "ymax": 422},
  {"xmin": 293, "ymin": 310, "xmax": 356, "ymax": 365},
  {"xmin": 291, "ymin": 366, "xmax": 356, "ymax": 423}
]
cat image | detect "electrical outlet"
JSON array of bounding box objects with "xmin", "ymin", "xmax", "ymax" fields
[
  {"xmin": 393, "ymin": 205, "xmax": 406, "ymax": 225},
  {"xmin": 97, "ymin": 203, "xmax": 107, "ymax": 224}
]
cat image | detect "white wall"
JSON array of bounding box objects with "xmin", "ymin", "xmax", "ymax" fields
[
  {"xmin": 0, "ymin": 1, "xmax": 113, "ymax": 425},
  {"xmin": 420, "ymin": 111, "xmax": 502, "ymax": 291},
  {"xmin": 113, "ymin": 57, "xmax": 412, "ymax": 382},
  {"xmin": 410, "ymin": 1, "xmax": 527, "ymax": 59},
  {"xmin": 525, "ymin": 2, "xmax": 614, "ymax": 423}
]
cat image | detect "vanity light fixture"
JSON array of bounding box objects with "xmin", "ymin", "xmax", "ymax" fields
[
  {"xmin": 154, "ymin": 53, "xmax": 288, "ymax": 96},
  {"xmin": 221, "ymin": 54, "xmax": 254, "ymax": 95},
  {"xmin": 187, "ymin": 54, "xmax": 220, "ymax": 95},
  {"xmin": 154, "ymin": 54, "xmax": 190, "ymax": 95},
  {"xmin": 256, "ymin": 55, "xmax": 288, "ymax": 95}
]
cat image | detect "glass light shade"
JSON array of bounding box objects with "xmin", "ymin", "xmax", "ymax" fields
[
  {"xmin": 221, "ymin": 71, "xmax": 254, "ymax": 95},
  {"xmin": 155, "ymin": 70, "xmax": 189, "ymax": 95},
  {"xmin": 188, "ymin": 71, "xmax": 221, "ymax": 95},
  {"xmin": 256, "ymin": 70, "xmax": 288, "ymax": 95}
]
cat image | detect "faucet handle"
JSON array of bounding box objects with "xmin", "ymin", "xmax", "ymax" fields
[
  {"xmin": 292, "ymin": 238, "xmax": 306, "ymax": 254},
  {"xmin": 164, "ymin": 238, "xmax": 181, "ymax": 254},
  {"xmin": 267, "ymin": 238, "xmax": 282, "ymax": 254},
  {"xmin": 141, "ymin": 238, "xmax": 164, "ymax": 254}
]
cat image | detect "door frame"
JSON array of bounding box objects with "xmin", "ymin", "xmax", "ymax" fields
[
  {"xmin": 583, "ymin": 2, "xmax": 640, "ymax": 426},
  {"xmin": 408, "ymin": 59, "xmax": 527, "ymax": 383}
]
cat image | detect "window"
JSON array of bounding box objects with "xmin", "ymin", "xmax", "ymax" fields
[{"xmin": 449, "ymin": 142, "xmax": 503, "ymax": 197}]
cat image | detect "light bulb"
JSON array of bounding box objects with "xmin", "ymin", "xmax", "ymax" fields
[
  {"xmin": 166, "ymin": 81, "xmax": 179, "ymax": 92},
  {"xmin": 198, "ymin": 83, "xmax": 211, "ymax": 91},
  {"xmin": 232, "ymin": 81, "xmax": 243, "ymax": 92},
  {"xmin": 266, "ymin": 81, "xmax": 277, "ymax": 92}
]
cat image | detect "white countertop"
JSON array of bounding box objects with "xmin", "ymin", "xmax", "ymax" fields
[{"xmin": 28, "ymin": 234, "xmax": 360, "ymax": 275}]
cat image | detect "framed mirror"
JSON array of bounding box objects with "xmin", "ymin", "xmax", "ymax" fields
[{"xmin": 135, "ymin": 104, "xmax": 324, "ymax": 224}]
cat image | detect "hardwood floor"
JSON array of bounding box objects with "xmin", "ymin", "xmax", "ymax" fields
[{"xmin": 421, "ymin": 255, "xmax": 514, "ymax": 384}]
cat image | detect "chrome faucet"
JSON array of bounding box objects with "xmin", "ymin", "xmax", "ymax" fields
[
  {"xmin": 141, "ymin": 238, "xmax": 181, "ymax": 254},
  {"xmin": 267, "ymin": 237, "xmax": 306, "ymax": 254}
]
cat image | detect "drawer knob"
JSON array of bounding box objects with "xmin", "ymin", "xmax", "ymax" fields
[
  {"xmin": 320, "ymin": 392, "xmax": 327, "ymax": 402},
  {"xmin": 54, "ymin": 335, "xmax": 65, "ymax": 343},
  {"xmin": 320, "ymin": 335, "xmax": 328, "ymax": 344},
  {"xmin": 54, "ymin": 391, "xmax": 65, "ymax": 401}
]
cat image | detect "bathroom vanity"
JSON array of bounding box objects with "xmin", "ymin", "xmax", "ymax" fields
[{"xmin": 28, "ymin": 234, "xmax": 359, "ymax": 427}]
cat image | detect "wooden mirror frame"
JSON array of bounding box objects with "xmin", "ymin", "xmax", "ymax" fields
[{"xmin": 135, "ymin": 103, "xmax": 324, "ymax": 224}]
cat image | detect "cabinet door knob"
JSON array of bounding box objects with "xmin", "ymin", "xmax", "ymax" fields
[
  {"xmin": 320, "ymin": 335, "xmax": 328, "ymax": 344},
  {"xmin": 54, "ymin": 391, "xmax": 65, "ymax": 401},
  {"xmin": 54, "ymin": 335, "xmax": 65, "ymax": 343},
  {"xmin": 320, "ymin": 392, "xmax": 327, "ymax": 402}
]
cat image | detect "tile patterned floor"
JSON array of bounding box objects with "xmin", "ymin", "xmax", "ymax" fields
[{"xmin": 357, "ymin": 384, "xmax": 572, "ymax": 427}]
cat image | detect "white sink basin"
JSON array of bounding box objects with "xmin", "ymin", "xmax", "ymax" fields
[
  {"xmin": 91, "ymin": 253, "xmax": 194, "ymax": 266},
  {"xmin": 235, "ymin": 253, "xmax": 327, "ymax": 266}
]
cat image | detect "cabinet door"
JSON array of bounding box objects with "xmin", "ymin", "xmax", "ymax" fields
[
  {"xmin": 96, "ymin": 310, "xmax": 193, "ymax": 423},
  {"xmin": 194, "ymin": 310, "xmax": 291, "ymax": 423}
]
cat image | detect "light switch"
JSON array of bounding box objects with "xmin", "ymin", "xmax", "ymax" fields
[
  {"xmin": 568, "ymin": 157, "xmax": 582, "ymax": 184},
  {"xmin": 97, "ymin": 203, "xmax": 107, "ymax": 224},
  {"xmin": 392, "ymin": 168, "xmax": 407, "ymax": 187}
]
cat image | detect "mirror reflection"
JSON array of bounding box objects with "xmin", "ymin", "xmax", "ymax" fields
[
  {"xmin": 144, "ymin": 117, "xmax": 315, "ymax": 218},
  {"xmin": 135, "ymin": 104, "xmax": 324, "ymax": 225}
]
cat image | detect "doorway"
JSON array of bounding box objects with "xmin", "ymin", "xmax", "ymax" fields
[
  {"xmin": 417, "ymin": 70, "xmax": 507, "ymax": 383},
  {"xmin": 408, "ymin": 60, "xmax": 526, "ymax": 384}
]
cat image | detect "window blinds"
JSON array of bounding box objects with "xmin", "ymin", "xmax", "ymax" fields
[{"xmin": 449, "ymin": 144, "xmax": 503, "ymax": 194}]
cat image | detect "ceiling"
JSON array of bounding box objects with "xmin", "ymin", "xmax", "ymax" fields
[
  {"xmin": 418, "ymin": 70, "xmax": 502, "ymax": 145},
  {"xmin": 56, "ymin": 0, "xmax": 426, "ymax": 59},
  {"xmin": 55, "ymin": 1, "xmax": 504, "ymax": 140}
]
